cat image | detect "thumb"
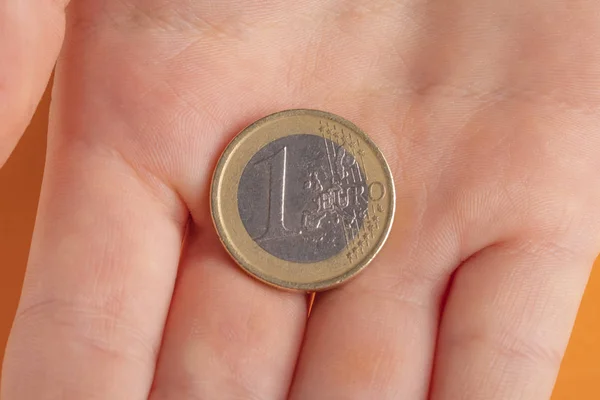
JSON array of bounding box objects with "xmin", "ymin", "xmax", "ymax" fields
[{"xmin": 0, "ymin": 0, "xmax": 69, "ymax": 167}]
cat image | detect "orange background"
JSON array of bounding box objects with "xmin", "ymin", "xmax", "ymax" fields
[{"xmin": 0, "ymin": 92, "xmax": 599, "ymax": 399}]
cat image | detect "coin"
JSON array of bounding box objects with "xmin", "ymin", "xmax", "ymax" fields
[{"xmin": 211, "ymin": 109, "xmax": 395, "ymax": 291}]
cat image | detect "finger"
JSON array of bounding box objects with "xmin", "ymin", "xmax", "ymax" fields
[
  {"xmin": 429, "ymin": 239, "xmax": 598, "ymax": 400},
  {"xmin": 1, "ymin": 91, "xmax": 188, "ymax": 398},
  {"xmin": 0, "ymin": 0, "xmax": 67, "ymax": 167},
  {"xmin": 287, "ymin": 237, "xmax": 447, "ymax": 399},
  {"xmin": 149, "ymin": 225, "xmax": 307, "ymax": 399},
  {"xmin": 291, "ymin": 279, "xmax": 442, "ymax": 399}
]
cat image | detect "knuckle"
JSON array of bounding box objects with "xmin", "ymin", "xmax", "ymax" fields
[
  {"xmin": 454, "ymin": 327, "xmax": 565, "ymax": 372},
  {"xmin": 494, "ymin": 329, "xmax": 565, "ymax": 370},
  {"xmin": 13, "ymin": 295, "xmax": 157, "ymax": 367}
]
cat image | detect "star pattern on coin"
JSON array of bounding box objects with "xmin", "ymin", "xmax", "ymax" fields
[{"xmin": 370, "ymin": 214, "xmax": 381, "ymax": 229}]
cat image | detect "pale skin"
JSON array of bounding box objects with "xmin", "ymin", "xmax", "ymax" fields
[{"xmin": 1, "ymin": 1, "xmax": 600, "ymax": 399}]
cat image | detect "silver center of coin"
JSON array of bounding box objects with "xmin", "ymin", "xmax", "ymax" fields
[{"xmin": 237, "ymin": 134, "xmax": 369, "ymax": 263}]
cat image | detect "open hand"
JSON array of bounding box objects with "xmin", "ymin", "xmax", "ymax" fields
[{"xmin": 2, "ymin": 1, "xmax": 600, "ymax": 399}]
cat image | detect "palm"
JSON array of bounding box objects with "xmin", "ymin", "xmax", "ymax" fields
[{"xmin": 3, "ymin": 1, "xmax": 600, "ymax": 399}]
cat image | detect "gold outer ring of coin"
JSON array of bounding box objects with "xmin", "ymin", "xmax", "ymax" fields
[{"xmin": 210, "ymin": 109, "xmax": 395, "ymax": 292}]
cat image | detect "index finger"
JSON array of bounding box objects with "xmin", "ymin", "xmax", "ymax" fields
[{"xmin": 1, "ymin": 75, "xmax": 188, "ymax": 400}]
